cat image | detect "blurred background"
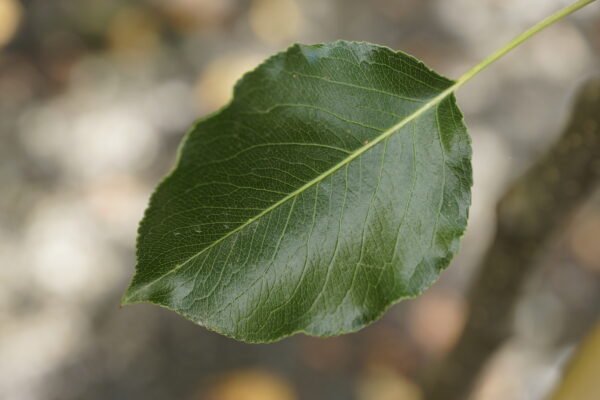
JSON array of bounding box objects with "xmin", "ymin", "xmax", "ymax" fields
[{"xmin": 1, "ymin": 0, "xmax": 599, "ymax": 399}]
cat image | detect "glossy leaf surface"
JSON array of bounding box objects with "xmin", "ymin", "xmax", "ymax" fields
[{"xmin": 122, "ymin": 41, "xmax": 472, "ymax": 342}]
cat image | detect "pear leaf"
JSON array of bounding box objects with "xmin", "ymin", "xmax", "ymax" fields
[{"xmin": 123, "ymin": 41, "xmax": 472, "ymax": 343}]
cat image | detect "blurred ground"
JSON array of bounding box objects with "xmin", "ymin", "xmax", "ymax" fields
[{"xmin": 0, "ymin": 1, "xmax": 599, "ymax": 399}]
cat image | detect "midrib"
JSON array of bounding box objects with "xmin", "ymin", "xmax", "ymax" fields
[{"xmin": 123, "ymin": 82, "xmax": 459, "ymax": 302}]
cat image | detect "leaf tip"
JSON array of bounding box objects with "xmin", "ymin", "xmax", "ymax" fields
[{"xmin": 120, "ymin": 285, "xmax": 141, "ymax": 307}]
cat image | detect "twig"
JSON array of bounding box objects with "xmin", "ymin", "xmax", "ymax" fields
[{"xmin": 423, "ymin": 77, "xmax": 600, "ymax": 400}]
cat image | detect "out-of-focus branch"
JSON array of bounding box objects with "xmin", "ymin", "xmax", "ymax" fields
[{"xmin": 423, "ymin": 77, "xmax": 600, "ymax": 400}]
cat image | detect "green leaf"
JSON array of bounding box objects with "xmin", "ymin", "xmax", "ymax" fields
[{"xmin": 122, "ymin": 41, "xmax": 472, "ymax": 343}]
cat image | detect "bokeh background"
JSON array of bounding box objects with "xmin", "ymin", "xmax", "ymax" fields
[{"xmin": 1, "ymin": 0, "xmax": 599, "ymax": 399}]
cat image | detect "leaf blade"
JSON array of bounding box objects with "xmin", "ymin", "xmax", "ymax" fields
[{"xmin": 123, "ymin": 41, "xmax": 472, "ymax": 342}]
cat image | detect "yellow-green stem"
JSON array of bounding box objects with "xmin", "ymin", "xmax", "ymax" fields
[{"xmin": 455, "ymin": 0, "xmax": 597, "ymax": 89}]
